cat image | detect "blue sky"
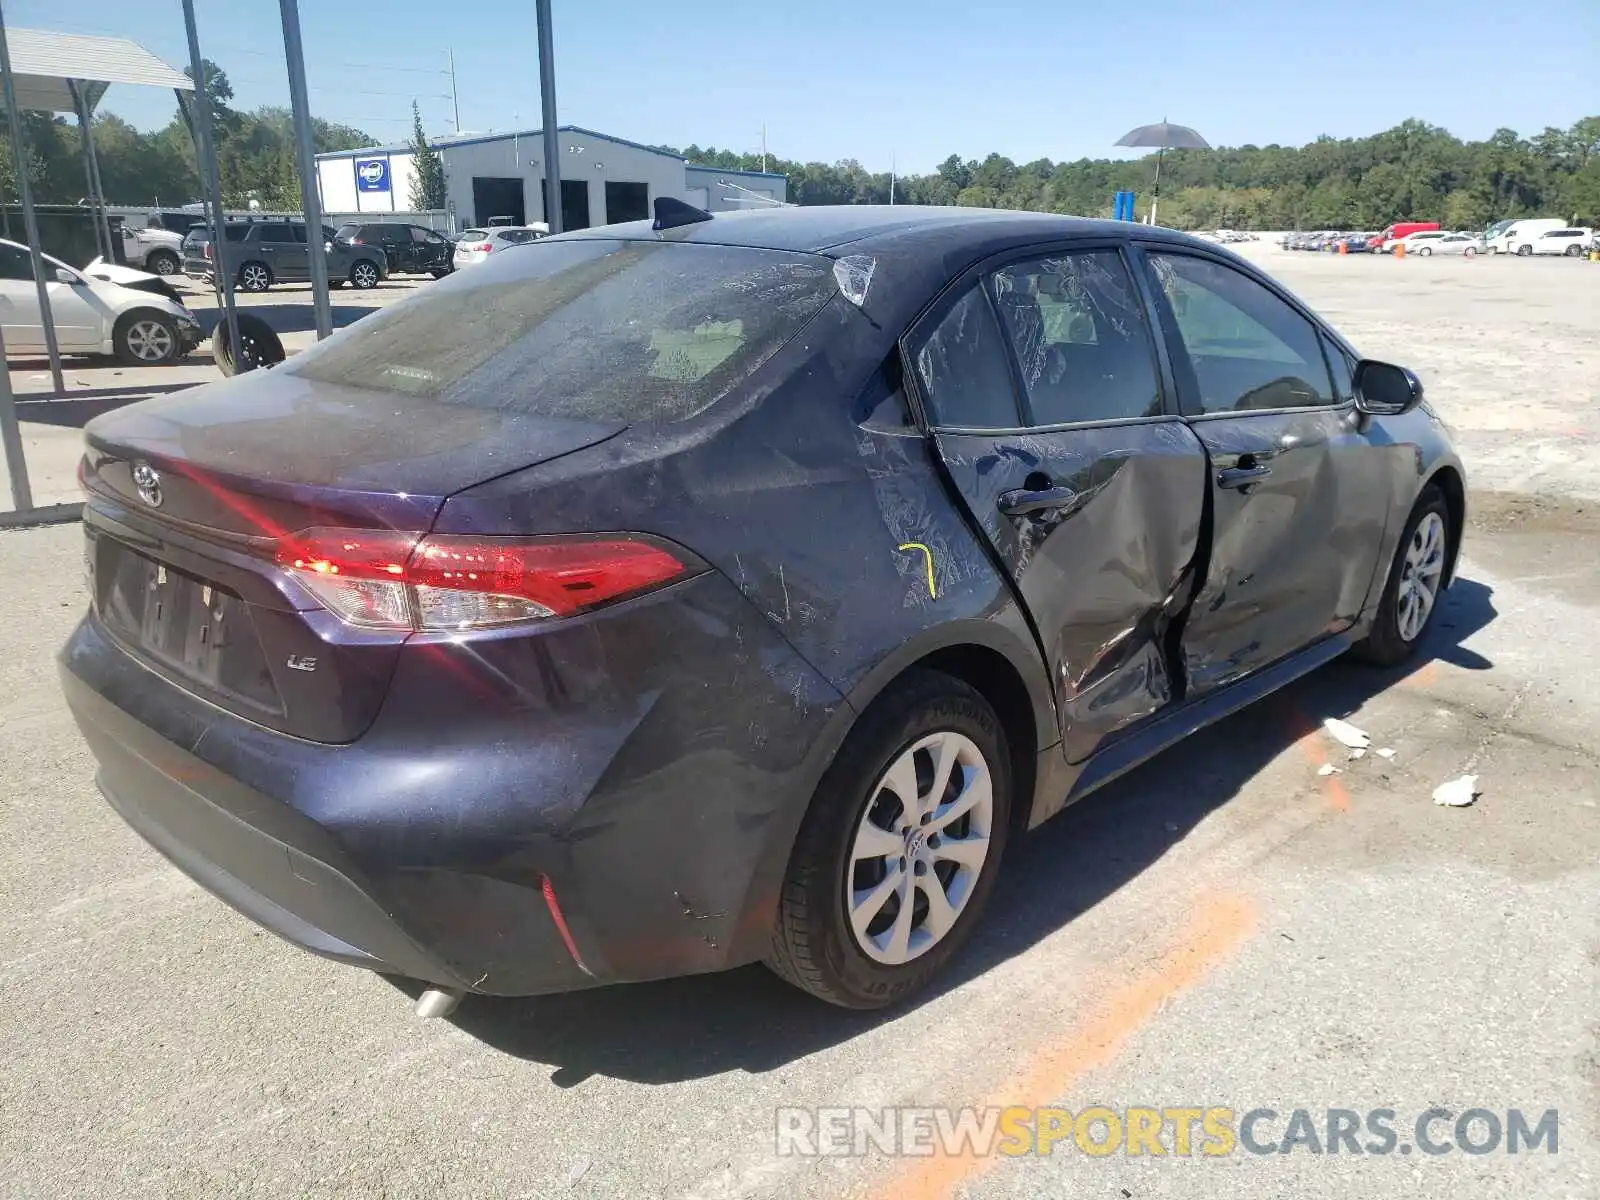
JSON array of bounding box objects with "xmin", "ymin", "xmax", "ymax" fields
[{"xmin": 21, "ymin": 0, "xmax": 1599, "ymax": 172}]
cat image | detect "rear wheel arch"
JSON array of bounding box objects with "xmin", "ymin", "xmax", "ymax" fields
[
  {"xmin": 838, "ymin": 627, "xmax": 1053, "ymax": 834},
  {"xmin": 914, "ymin": 645, "xmax": 1039, "ymax": 831}
]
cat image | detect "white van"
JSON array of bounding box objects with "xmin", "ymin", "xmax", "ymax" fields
[{"xmin": 1490, "ymin": 218, "xmax": 1567, "ymax": 256}]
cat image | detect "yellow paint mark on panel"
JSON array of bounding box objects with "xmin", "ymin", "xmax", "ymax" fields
[{"xmin": 898, "ymin": 542, "xmax": 936, "ymax": 599}]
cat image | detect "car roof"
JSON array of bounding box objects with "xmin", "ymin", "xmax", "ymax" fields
[{"xmin": 557, "ymin": 205, "xmax": 1205, "ymax": 258}]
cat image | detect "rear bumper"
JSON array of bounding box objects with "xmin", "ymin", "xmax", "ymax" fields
[{"xmin": 59, "ymin": 571, "xmax": 848, "ymax": 996}]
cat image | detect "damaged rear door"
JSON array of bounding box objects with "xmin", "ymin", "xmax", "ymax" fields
[{"xmin": 906, "ymin": 244, "xmax": 1209, "ymax": 762}]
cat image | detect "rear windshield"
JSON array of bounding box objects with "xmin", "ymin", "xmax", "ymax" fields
[
  {"xmin": 459, "ymin": 229, "xmax": 487, "ymax": 241},
  {"xmin": 290, "ymin": 239, "xmax": 838, "ymax": 423}
]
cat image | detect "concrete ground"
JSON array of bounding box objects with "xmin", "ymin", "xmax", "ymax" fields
[{"xmin": 1, "ymin": 247, "xmax": 1597, "ymax": 1200}]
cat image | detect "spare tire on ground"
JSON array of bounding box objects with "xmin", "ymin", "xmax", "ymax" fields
[{"xmin": 212, "ymin": 313, "xmax": 286, "ymax": 376}]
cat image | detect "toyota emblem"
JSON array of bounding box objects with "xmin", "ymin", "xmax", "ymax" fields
[{"xmin": 131, "ymin": 461, "xmax": 163, "ymax": 508}]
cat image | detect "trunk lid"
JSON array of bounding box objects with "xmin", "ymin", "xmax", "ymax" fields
[{"xmin": 81, "ymin": 367, "xmax": 623, "ymax": 743}]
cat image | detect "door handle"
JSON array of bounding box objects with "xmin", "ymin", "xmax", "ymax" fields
[
  {"xmin": 998, "ymin": 485, "xmax": 1078, "ymax": 517},
  {"xmin": 1216, "ymin": 464, "xmax": 1272, "ymax": 490}
]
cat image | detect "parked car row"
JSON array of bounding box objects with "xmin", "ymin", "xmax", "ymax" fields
[
  {"xmin": 181, "ymin": 219, "xmax": 389, "ymax": 292},
  {"xmin": 1283, "ymin": 221, "xmax": 1597, "ymax": 259},
  {"xmin": 174, "ymin": 218, "xmax": 554, "ymax": 294},
  {"xmin": 0, "ymin": 216, "xmax": 554, "ymax": 371}
]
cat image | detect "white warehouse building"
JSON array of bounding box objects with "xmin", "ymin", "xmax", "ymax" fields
[{"xmin": 314, "ymin": 125, "xmax": 787, "ymax": 231}]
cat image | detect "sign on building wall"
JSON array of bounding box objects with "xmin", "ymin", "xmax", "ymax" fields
[{"xmin": 355, "ymin": 158, "xmax": 391, "ymax": 193}]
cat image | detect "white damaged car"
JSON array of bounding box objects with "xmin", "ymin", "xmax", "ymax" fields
[{"xmin": 0, "ymin": 240, "xmax": 204, "ymax": 364}]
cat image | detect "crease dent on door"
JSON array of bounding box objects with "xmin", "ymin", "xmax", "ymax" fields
[{"xmin": 937, "ymin": 421, "xmax": 1207, "ymax": 763}]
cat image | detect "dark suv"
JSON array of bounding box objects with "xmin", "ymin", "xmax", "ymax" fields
[
  {"xmin": 182, "ymin": 220, "xmax": 389, "ymax": 292},
  {"xmin": 334, "ymin": 222, "xmax": 453, "ymax": 278}
]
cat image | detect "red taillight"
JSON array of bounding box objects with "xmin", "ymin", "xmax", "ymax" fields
[
  {"xmin": 274, "ymin": 528, "xmax": 690, "ymax": 631},
  {"xmin": 475, "ymin": 242, "xmax": 493, "ymax": 253},
  {"xmin": 203, "ymin": 242, "xmax": 213, "ymax": 260}
]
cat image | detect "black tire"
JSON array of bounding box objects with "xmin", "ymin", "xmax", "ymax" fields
[
  {"xmin": 145, "ymin": 249, "xmax": 181, "ymax": 276},
  {"xmin": 1515, "ymin": 243, "xmax": 1532, "ymax": 257},
  {"xmin": 349, "ymin": 259, "xmax": 381, "ymax": 289},
  {"xmin": 1418, "ymin": 246, "xmax": 1432, "ymax": 257},
  {"xmin": 1352, "ymin": 487, "xmax": 1452, "ymax": 666},
  {"xmin": 329, "ymin": 279, "xmax": 346, "ymax": 288},
  {"xmin": 113, "ymin": 310, "xmax": 184, "ymax": 365},
  {"xmin": 1565, "ymin": 244, "xmax": 1583, "ymax": 258},
  {"xmin": 766, "ymin": 670, "xmax": 1012, "ymax": 1009},
  {"xmin": 237, "ymin": 261, "xmax": 273, "ymax": 292},
  {"xmin": 212, "ymin": 312, "xmax": 286, "ymax": 376},
  {"xmin": 430, "ymin": 268, "xmax": 450, "ymax": 279}
]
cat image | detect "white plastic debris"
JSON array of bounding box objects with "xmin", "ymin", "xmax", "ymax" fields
[
  {"xmin": 1323, "ymin": 718, "xmax": 1371, "ymax": 749},
  {"xmin": 1317, "ymin": 763, "xmax": 1341, "ymax": 777},
  {"xmin": 1348, "ymin": 748, "xmax": 1367, "ymax": 760},
  {"xmin": 1432, "ymin": 775, "xmax": 1480, "ymax": 807},
  {"xmin": 1376, "ymin": 748, "xmax": 1397, "ymax": 760}
]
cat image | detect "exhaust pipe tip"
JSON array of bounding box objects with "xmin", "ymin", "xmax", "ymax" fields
[{"xmin": 414, "ymin": 987, "xmax": 464, "ymax": 1019}]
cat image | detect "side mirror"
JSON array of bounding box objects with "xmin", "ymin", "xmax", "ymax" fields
[
  {"xmin": 1353, "ymin": 359, "xmax": 1423, "ymax": 416},
  {"xmin": 54, "ymin": 267, "xmax": 81, "ymax": 286}
]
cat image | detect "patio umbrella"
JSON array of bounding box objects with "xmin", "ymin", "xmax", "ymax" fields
[{"xmin": 1115, "ymin": 120, "xmax": 1211, "ymax": 226}]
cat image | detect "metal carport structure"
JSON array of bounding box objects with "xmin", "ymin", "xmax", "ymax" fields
[
  {"xmin": 1, "ymin": 2, "xmax": 559, "ymax": 530},
  {"xmin": 0, "ymin": 22, "xmax": 210, "ymax": 524},
  {"xmin": 0, "ymin": 8, "xmax": 297, "ymax": 526}
]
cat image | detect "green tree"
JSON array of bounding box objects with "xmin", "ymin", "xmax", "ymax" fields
[{"xmin": 406, "ymin": 101, "xmax": 445, "ymax": 210}]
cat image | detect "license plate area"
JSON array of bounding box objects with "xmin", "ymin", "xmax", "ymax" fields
[{"xmin": 97, "ymin": 539, "xmax": 283, "ymax": 716}]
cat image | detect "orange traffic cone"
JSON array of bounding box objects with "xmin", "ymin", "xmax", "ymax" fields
[
  {"xmin": 1339, "ymin": 241, "xmax": 1348, "ymax": 255},
  {"xmin": 1395, "ymin": 242, "xmax": 1407, "ymax": 259}
]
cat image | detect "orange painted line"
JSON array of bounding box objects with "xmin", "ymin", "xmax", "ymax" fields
[
  {"xmin": 877, "ymin": 892, "xmax": 1258, "ymax": 1200},
  {"xmin": 1402, "ymin": 662, "xmax": 1440, "ymax": 689},
  {"xmin": 1293, "ymin": 728, "xmax": 1351, "ymax": 812}
]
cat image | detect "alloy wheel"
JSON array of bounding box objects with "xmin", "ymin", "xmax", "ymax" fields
[
  {"xmin": 241, "ymin": 264, "xmax": 270, "ymax": 291},
  {"xmin": 846, "ymin": 731, "xmax": 993, "ymax": 965},
  {"xmin": 124, "ymin": 319, "xmax": 175, "ymax": 363},
  {"xmin": 352, "ymin": 262, "xmax": 379, "ymax": 288},
  {"xmin": 1396, "ymin": 511, "xmax": 1446, "ymax": 642}
]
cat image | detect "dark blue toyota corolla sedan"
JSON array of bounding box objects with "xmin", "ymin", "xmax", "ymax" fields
[{"xmin": 60, "ymin": 204, "xmax": 1465, "ymax": 1012}]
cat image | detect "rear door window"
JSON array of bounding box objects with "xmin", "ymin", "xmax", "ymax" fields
[
  {"xmin": 989, "ymin": 250, "xmax": 1163, "ymax": 424},
  {"xmin": 291, "ymin": 240, "xmax": 837, "ymax": 423}
]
